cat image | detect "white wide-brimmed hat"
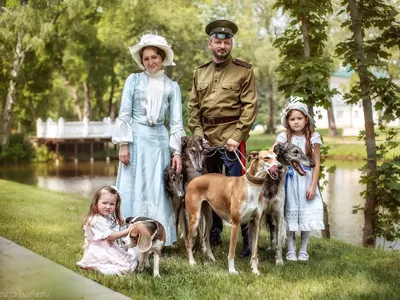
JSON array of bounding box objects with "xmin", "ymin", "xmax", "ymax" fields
[
  {"xmin": 128, "ymin": 33, "xmax": 176, "ymax": 70},
  {"xmin": 280, "ymin": 101, "xmax": 315, "ymax": 128}
]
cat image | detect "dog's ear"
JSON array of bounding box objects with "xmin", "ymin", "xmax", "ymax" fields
[
  {"xmin": 273, "ymin": 143, "xmax": 284, "ymax": 155},
  {"xmin": 181, "ymin": 136, "xmax": 189, "ymax": 148},
  {"xmin": 163, "ymin": 167, "xmax": 172, "ymax": 192},
  {"xmin": 248, "ymin": 151, "xmax": 259, "ymax": 161},
  {"xmin": 136, "ymin": 224, "xmax": 156, "ymax": 253},
  {"xmin": 125, "ymin": 217, "xmax": 134, "ymax": 224}
]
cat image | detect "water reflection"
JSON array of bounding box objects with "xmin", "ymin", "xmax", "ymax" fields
[
  {"xmin": 0, "ymin": 161, "xmax": 119, "ymax": 199},
  {"xmin": 0, "ymin": 160, "xmax": 397, "ymax": 250},
  {"xmin": 322, "ymin": 161, "xmax": 365, "ymax": 246}
]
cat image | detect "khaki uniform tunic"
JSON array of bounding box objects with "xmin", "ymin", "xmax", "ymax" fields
[{"xmin": 188, "ymin": 56, "xmax": 257, "ymax": 146}]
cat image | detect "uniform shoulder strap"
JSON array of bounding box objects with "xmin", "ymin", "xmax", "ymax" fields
[
  {"xmin": 196, "ymin": 60, "xmax": 212, "ymax": 69},
  {"xmin": 232, "ymin": 59, "xmax": 252, "ymax": 69}
]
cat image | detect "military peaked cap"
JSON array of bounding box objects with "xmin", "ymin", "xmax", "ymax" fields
[{"xmin": 205, "ymin": 20, "xmax": 238, "ymax": 39}]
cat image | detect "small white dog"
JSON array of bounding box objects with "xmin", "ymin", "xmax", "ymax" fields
[{"xmin": 122, "ymin": 216, "xmax": 166, "ymax": 277}]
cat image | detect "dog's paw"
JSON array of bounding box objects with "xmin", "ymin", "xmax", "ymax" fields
[
  {"xmin": 229, "ymin": 269, "xmax": 239, "ymax": 275},
  {"xmin": 138, "ymin": 264, "xmax": 145, "ymax": 272},
  {"xmin": 153, "ymin": 272, "xmax": 160, "ymax": 278},
  {"xmin": 252, "ymin": 269, "xmax": 260, "ymax": 276},
  {"xmin": 275, "ymin": 258, "xmax": 284, "ymax": 266}
]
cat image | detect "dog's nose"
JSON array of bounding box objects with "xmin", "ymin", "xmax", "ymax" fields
[{"xmin": 278, "ymin": 164, "xmax": 283, "ymax": 170}]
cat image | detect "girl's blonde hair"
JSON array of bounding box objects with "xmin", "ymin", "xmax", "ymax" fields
[
  {"xmin": 84, "ymin": 186, "xmax": 123, "ymax": 226},
  {"xmin": 285, "ymin": 110, "xmax": 315, "ymax": 159}
]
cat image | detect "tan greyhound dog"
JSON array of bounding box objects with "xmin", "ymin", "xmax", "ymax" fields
[{"xmin": 185, "ymin": 150, "xmax": 281, "ymax": 275}]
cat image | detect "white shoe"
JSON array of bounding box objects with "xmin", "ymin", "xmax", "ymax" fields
[
  {"xmin": 285, "ymin": 251, "xmax": 297, "ymax": 261},
  {"xmin": 297, "ymin": 251, "xmax": 309, "ymax": 261}
]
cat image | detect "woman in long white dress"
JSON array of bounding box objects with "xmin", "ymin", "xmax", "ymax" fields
[{"xmin": 112, "ymin": 33, "xmax": 185, "ymax": 246}]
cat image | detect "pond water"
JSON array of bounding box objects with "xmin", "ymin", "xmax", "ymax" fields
[{"xmin": 0, "ymin": 160, "xmax": 398, "ymax": 250}]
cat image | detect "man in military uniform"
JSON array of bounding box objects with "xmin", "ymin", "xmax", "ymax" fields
[{"xmin": 187, "ymin": 19, "xmax": 258, "ymax": 257}]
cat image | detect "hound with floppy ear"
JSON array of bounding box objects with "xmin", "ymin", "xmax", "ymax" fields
[{"xmin": 123, "ymin": 216, "xmax": 166, "ymax": 277}]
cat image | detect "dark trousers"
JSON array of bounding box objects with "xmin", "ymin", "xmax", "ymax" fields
[{"xmin": 206, "ymin": 142, "xmax": 249, "ymax": 247}]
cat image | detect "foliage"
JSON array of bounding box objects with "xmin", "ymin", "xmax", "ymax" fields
[
  {"xmin": 1, "ymin": 179, "xmax": 400, "ymax": 299},
  {"xmin": 273, "ymin": 0, "xmax": 338, "ymax": 109},
  {"xmin": 33, "ymin": 144, "xmax": 56, "ymax": 162},
  {"xmin": 336, "ymin": 0, "xmax": 400, "ymax": 247},
  {"xmin": 273, "ymin": 0, "xmax": 339, "ymax": 227},
  {"xmin": 335, "ymin": 0, "xmax": 400, "ymax": 121},
  {"xmin": 354, "ymin": 127, "xmax": 400, "ymax": 247},
  {"xmin": 0, "ymin": 133, "xmax": 35, "ymax": 163}
]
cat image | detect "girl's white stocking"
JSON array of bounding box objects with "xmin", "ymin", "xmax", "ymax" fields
[
  {"xmin": 287, "ymin": 231, "xmax": 295, "ymax": 252},
  {"xmin": 299, "ymin": 231, "xmax": 311, "ymax": 253}
]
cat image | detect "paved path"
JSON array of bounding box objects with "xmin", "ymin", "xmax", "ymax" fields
[{"xmin": 0, "ymin": 237, "xmax": 131, "ymax": 300}]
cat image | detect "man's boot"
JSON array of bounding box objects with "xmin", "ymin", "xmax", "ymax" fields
[
  {"xmin": 210, "ymin": 211, "xmax": 223, "ymax": 246},
  {"xmin": 240, "ymin": 223, "xmax": 251, "ymax": 257}
]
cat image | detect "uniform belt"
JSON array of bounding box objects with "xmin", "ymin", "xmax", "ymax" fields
[{"xmin": 202, "ymin": 116, "xmax": 240, "ymax": 125}]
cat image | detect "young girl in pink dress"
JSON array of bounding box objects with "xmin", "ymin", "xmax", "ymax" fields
[{"xmin": 77, "ymin": 186, "xmax": 138, "ymax": 276}]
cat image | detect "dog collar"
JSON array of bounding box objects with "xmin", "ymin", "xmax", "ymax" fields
[{"xmin": 245, "ymin": 172, "xmax": 265, "ymax": 186}]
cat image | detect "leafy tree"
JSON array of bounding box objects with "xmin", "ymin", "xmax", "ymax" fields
[
  {"xmin": 0, "ymin": 0, "xmax": 67, "ymax": 146},
  {"xmin": 336, "ymin": 0, "xmax": 400, "ymax": 247},
  {"xmin": 273, "ymin": 0, "xmax": 339, "ymax": 237}
]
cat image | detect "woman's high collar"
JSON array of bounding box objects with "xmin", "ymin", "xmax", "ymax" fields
[{"xmin": 145, "ymin": 69, "xmax": 165, "ymax": 78}]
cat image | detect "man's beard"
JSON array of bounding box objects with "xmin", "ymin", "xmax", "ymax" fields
[{"xmin": 212, "ymin": 49, "xmax": 231, "ymax": 61}]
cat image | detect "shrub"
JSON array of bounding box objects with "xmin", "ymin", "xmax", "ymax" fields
[
  {"xmin": 33, "ymin": 144, "xmax": 57, "ymax": 162},
  {"xmin": 0, "ymin": 133, "xmax": 35, "ymax": 163}
]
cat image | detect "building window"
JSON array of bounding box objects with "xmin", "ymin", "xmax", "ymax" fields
[
  {"xmin": 337, "ymin": 110, "xmax": 344, "ymax": 120},
  {"xmin": 354, "ymin": 111, "xmax": 359, "ymax": 119}
]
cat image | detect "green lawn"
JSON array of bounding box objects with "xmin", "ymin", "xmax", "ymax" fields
[
  {"xmin": 1, "ymin": 180, "xmax": 399, "ymax": 300},
  {"xmin": 247, "ymin": 129, "xmax": 398, "ymax": 160}
]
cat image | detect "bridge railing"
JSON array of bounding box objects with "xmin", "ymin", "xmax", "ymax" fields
[{"xmin": 36, "ymin": 117, "xmax": 116, "ymax": 139}]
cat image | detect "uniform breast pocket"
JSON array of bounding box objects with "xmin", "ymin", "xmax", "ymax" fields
[
  {"xmin": 222, "ymin": 83, "xmax": 241, "ymax": 92},
  {"xmin": 222, "ymin": 83, "xmax": 241, "ymax": 100},
  {"xmin": 196, "ymin": 83, "xmax": 208, "ymax": 97}
]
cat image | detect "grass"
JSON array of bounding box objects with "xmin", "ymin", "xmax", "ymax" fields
[
  {"xmin": 246, "ymin": 129, "xmax": 399, "ymax": 160},
  {"xmin": 1, "ymin": 179, "xmax": 400, "ymax": 299}
]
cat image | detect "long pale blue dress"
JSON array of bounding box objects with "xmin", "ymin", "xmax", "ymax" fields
[
  {"xmin": 112, "ymin": 70, "xmax": 185, "ymax": 246},
  {"xmin": 276, "ymin": 132, "xmax": 325, "ymax": 232}
]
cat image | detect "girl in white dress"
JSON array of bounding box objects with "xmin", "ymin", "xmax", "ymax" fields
[
  {"xmin": 272, "ymin": 101, "xmax": 325, "ymax": 261},
  {"xmin": 77, "ymin": 186, "xmax": 138, "ymax": 276}
]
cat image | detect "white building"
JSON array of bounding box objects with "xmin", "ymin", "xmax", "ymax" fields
[{"xmin": 315, "ymin": 67, "xmax": 400, "ymax": 133}]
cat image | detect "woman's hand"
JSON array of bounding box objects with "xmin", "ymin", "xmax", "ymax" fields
[
  {"xmin": 306, "ymin": 185, "xmax": 316, "ymax": 200},
  {"xmin": 171, "ymin": 154, "xmax": 182, "ymax": 174},
  {"xmin": 119, "ymin": 144, "xmax": 130, "ymax": 166}
]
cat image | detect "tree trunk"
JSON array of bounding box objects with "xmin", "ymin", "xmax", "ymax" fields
[
  {"xmin": 327, "ymin": 107, "xmax": 338, "ymax": 136},
  {"xmin": 348, "ymin": 0, "xmax": 377, "ymax": 247},
  {"xmin": 1, "ymin": 32, "xmax": 25, "ymax": 147},
  {"xmin": 60, "ymin": 72, "xmax": 83, "ymax": 121},
  {"xmin": 299, "ymin": 0, "xmax": 315, "ymax": 118},
  {"xmin": 83, "ymin": 81, "xmax": 91, "ymax": 119},
  {"xmin": 299, "ymin": 0, "xmax": 311, "ymax": 59},
  {"xmin": 265, "ymin": 77, "xmax": 275, "ymax": 134},
  {"xmin": 108, "ymin": 70, "xmax": 116, "ymax": 120}
]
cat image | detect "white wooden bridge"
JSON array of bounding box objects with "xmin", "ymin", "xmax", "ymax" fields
[{"xmin": 35, "ymin": 117, "xmax": 116, "ymax": 163}]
